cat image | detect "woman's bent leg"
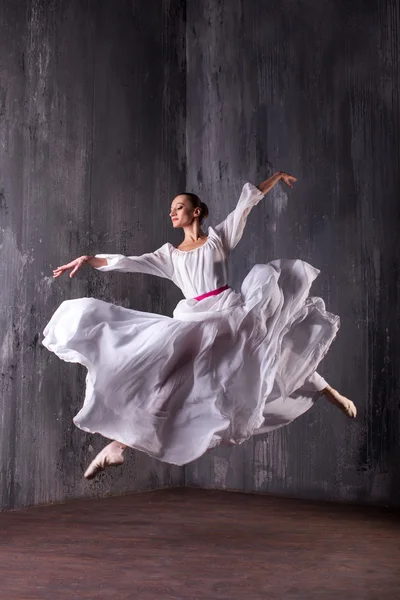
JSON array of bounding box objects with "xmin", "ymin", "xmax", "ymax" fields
[
  {"xmin": 308, "ymin": 372, "xmax": 357, "ymax": 418},
  {"xmin": 307, "ymin": 372, "xmax": 328, "ymax": 392}
]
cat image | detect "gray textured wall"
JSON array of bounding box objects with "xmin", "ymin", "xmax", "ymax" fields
[
  {"xmin": 184, "ymin": 0, "xmax": 400, "ymax": 506},
  {"xmin": 1, "ymin": 0, "xmax": 399, "ymax": 512},
  {"xmin": 0, "ymin": 0, "xmax": 185, "ymax": 510}
]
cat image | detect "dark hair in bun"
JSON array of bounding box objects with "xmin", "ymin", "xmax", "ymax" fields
[{"xmin": 182, "ymin": 193, "xmax": 209, "ymax": 225}]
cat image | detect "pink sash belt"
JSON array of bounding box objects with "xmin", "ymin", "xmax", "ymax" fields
[{"xmin": 194, "ymin": 284, "xmax": 230, "ymax": 302}]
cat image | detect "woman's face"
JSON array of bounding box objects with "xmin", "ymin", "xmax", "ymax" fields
[{"xmin": 170, "ymin": 195, "xmax": 200, "ymax": 228}]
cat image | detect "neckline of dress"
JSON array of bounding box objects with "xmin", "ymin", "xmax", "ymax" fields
[{"xmin": 171, "ymin": 228, "xmax": 212, "ymax": 254}]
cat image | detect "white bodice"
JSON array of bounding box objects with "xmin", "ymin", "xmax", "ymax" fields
[
  {"xmin": 95, "ymin": 183, "xmax": 265, "ymax": 299},
  {"xmin": 165, "ymin": 227, "xmax": 227, "ymax": 298}
]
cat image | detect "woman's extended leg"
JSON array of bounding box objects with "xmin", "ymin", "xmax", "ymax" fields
[
  {"xmin": 309, "ymin": 372, "xmax": 357, "ymax": 418},
  {"xmin": 84, "ymin": 441, "xmax": 127, "ymax": 479}
]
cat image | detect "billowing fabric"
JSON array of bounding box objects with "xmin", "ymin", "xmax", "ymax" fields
[{"xmin": 43, "ymin": 183, "xmax": 339, "ymax": 465}]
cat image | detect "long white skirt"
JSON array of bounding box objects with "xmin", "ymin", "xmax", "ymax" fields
[{"xmin": 42, "ymin": 259, "xmax": 339, "ymax": 465}]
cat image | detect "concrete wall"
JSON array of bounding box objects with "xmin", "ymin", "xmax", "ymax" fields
[
  {"xmin": 1, "ymin": 0, "xmax": 398, "ymax": 511},
  {"xmin": 0, "ymin": 0, "xmax": 185, "ymax": 510},
  {"xmin": 184, "ymin": 0, "xmax": 400, "ymax": 506}
]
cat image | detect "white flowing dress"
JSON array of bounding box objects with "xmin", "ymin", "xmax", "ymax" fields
[{"xmin": 43, "ymin": 183, "xmax": 339, "ymax": 465}]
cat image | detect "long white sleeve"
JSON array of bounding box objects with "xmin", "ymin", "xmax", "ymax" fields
[
  {"xmin": 94, "ymin": 243, "xmax": 174, "ymax": 280},
  {"xmin": 215, "ymin": 183, "xmax": 265, "ymax": 251}
]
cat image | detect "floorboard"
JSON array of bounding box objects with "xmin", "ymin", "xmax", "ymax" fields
[{"xmin": 0, "ymin": 488, "xmax": 399, "ymax": 599}]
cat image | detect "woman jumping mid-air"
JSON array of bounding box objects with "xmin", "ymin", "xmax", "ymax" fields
[{"xmin": 44, "ymin": 171, "xmax": 356, "ymax": 479}]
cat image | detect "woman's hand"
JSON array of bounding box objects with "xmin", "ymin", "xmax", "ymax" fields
[
  {"xmin": 53, "ymin": 255, "xmax": 92, "ymax": 279},
  {"xmin": 258, "ymin": 171, "xmax": 297, "ymax": 195},
  {"xmin": 279, "ymin": 172, "xmax": 297, "ymax": 188}
]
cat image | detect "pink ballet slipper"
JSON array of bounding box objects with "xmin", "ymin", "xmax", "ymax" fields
[{"xmin": 84, "ymin": 442, "xmax": 125, "ymax": 479}]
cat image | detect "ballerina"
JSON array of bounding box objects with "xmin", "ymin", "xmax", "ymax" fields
[{"xmin": 44, "ymin": 171, "xmax": 356, "ymax": 480}]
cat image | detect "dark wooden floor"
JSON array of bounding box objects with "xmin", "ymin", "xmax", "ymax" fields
[{"xmin": 0, "ymin": 488, "xmax": 399, "ymax": 599}]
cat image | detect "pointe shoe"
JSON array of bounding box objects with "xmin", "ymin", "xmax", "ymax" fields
[
  {"xmin": 84, "ymin": 442, "xmax": 125, "ymax": 480},
  {"xmin": 325, "ymin": 387, "xmax": 357, "ymax": 418}
]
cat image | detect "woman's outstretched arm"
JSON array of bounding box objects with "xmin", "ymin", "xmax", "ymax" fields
[
  {"xmin": 87, "ymin": 256, "xmax": 107, "ymax": 268},
  {"xmin": 52, "ymin": 245, "xmax": 174, "ymax": 280},
  {"xmin": 215, "ymin": 172, "xmax": 296, "ymax": 251},
  {"xmin": 53, "ymin": 255, "xmax": 106, "ymax": 278}
]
